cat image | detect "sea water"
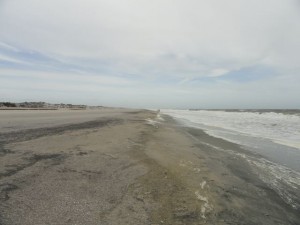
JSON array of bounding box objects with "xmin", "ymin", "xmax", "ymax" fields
[{"xmin": 162, "ymin": 109, "xmax": 300, "ymax": 209}]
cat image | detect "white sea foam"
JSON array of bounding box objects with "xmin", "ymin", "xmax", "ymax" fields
[
  {"xmin": 162, "ymin": 110, "xmax": 300, "ymax": 150},
  {"xmin": 145, "ymin": 118, "xmax": 159, "ymax": 126},
  {"xmin": 196, "ymin": 139, "xmax": 300, "ymax": 209},
  {"xmin": 156, "ymin": 114, "xmax": 165, "ymax": 121}
]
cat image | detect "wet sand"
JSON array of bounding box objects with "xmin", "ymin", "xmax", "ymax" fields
[{"xmin": 0, "ymin": 109, "xmax": 299, "ymax": 224}]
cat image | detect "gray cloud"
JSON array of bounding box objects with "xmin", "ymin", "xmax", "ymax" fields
[{"xmin": 0, "ymin": 0, "xmax": 299, "ymax": 108}]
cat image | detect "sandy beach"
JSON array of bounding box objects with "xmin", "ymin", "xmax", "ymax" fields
[{"xmin": 0, "ymin": 109, "xmax": 299, "ymax": 225}]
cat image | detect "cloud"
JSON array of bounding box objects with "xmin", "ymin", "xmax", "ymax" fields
[{"xmin": 0, "ymin": 0, "xmax": 299, "ymax": 108}]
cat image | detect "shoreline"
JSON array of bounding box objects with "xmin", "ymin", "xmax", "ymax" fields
[
  {"xmin": 0, "ymin": 110, "xmax": 299, "ymax": 224},
  {"xmin": 144, "ymin": 115, "xmax": 300, "ymax": 224}
]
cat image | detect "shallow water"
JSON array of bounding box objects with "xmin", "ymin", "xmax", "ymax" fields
[
  {"xmin": 162, "ymin": 109, "xmax": 300, "ymax": 171},
  {"xmin": 162, "ymin": 109, "xmax": 300, "ymax": 209}
]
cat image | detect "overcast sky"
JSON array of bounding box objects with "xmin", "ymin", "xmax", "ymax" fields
[{"xmin": 0, "ymin": 0, "xmax": 299, "ymax": 108}]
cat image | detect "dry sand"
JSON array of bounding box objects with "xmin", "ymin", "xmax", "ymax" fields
[{"xmin": 0, "ymin": 109, "xmax": 299, "ymax": 225}]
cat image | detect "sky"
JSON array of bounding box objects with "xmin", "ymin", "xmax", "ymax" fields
[{"xmin": 0, "ymin": 0, "xmax": 300, "ymax": 109}]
